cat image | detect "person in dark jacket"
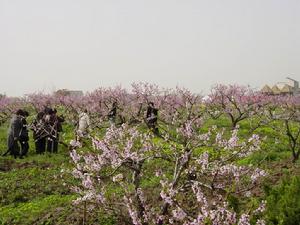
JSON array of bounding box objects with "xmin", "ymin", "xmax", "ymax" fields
[
  {"xmin": 4, "ymin": 109, "xmax": 23, "ymax": 158},
  {"xmin": 32, "ymin": 111, "xmax": 46, "ymax": 154},
  {"xmin": 146, "ymin": 102, "xmax": 159, "ymax": 135},
  {"xmin": 108, "ymin": 101, "xmax": 117, "ymax": 125},
  {"xmin": 19, "ymin": 110, "xmax": 30, "ymax": 158},
  {"xmin": 46, "ymin": 109, "xmax": 64, "ymax": 153}
]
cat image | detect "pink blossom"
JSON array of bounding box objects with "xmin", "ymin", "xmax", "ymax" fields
[
  {"xmin": 238, "ymin": 214, "xmax": 250, "ymax": 225},
  {"xmin": 70, "ymin": 150, "xmax": 81, "ymax": 163},
  {"xmin": 172, "ymin": 207, "xmax": 187, "ymax": 221},
  {"xmin": 251, "ymin": 168, "xmax": 267, "ymax": 183}
]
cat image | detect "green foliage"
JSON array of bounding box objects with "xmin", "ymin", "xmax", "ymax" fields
[
  {"xmin": 238, "ymin": 150, "xmax": 291, "ymax": 167},
  {"xmin": 227, "ymin": 194, "xmax": 241, "ymax": 213},
  {"xmin": 0, "ymin": 158, "xmax": 71, "ymax": 206},
  {"xmin": 265, "ymin": 176, "xmax": 300, "ymax": 225},
  {"xmin": 0, "ymin": 195, "xmax": 74, "ymax": 225}
]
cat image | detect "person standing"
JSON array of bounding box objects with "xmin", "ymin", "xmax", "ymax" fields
[
  {"xmin": 77, "ymin": 109, "xmax": 90, "ymax": 138},
  {"xmin": 19, "ymin": 110, "xmax": 30, "ymax": 158},
  {"xmin": 5, "ymin": 109, "xmax": 23, "ymax": 158},
  {"xmin": 146, "ymin": 102, "xmax": 159, "ymax": 135},
  {"xmin": 32, "ymin": 111, "xmax": 46, "ymax": 154},
  {"xmin": 108, "ymin": 102, "xmax": 117, "ymax": 126},
  {"xmin": 46, "ymin": 109, "xmax": 64, "ymax": 153}
]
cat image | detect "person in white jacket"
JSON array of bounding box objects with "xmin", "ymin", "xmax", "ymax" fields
[{"xmin": 77, "ymin": 109, "xmax": 90, "ymax": 138}]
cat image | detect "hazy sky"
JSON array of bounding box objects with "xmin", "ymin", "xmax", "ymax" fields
[{"xmin": 0, "ymin": 0, "xmax": 299, "ymax": 96}]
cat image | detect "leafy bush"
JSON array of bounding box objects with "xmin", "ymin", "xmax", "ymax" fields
[{"xmin": 265, "ymin": 175, "xmax": 300, "ymax": 225}]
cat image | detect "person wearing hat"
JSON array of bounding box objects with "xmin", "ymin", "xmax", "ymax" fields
[{"xmin": 3, "ymin": 109, "xmax": 23, "ymax": 158}]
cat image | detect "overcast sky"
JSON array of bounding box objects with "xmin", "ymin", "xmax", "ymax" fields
[{"xmin": 0, "ymin": 0, "xmax": 299, "ymax": 96}]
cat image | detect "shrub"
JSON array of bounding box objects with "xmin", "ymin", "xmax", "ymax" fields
[{"xmin": 265, "ymin": 175, "xmax": 300, "ymax": 225}]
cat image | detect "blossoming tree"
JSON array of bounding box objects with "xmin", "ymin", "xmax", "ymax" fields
[{"xmin": 69, "ymin": 85, "xmax": 267, "ymax": 225}]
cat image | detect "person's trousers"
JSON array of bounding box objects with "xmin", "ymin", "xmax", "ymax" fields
[
  {"xmin": 47, "ymin": 137, "xmax": 58, "ymax": 153},
  {"xmin": 20, "ymin": 141, "xmax": 29, "ymax": 157},
  {"xmin": 35, "ymin": 137, "xmax": 46, "ymax": 154}
]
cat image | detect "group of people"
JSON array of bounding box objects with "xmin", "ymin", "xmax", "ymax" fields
[
  {"xmin": 106, "ymin": 101, "xmax": 159, "ymax": 134},
  {"xmin": 75, "ymin": 101, "xmax": 159, "ymax": 140},
  {"xmin": 3, "ymin": 101, "xmax": 159, "ymax": 158},
  {"xmin": 3, "ymin": 106, "xmax": 64, "ymax": 158},
  {"xmin": 32, "ymin": 107, "xmax": 65, "ymax": 154}
]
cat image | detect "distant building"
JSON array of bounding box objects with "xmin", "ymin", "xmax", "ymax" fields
[
  {"xmin": 286, "ymin": 77, "xmax": 300, "ymax": 95},
  {"xmin": 281, "ymin": 84, "xmax": 293, "ymax": 95},
  {"xmin": 261, "ymin": 85, "xmax": 272, "ymax": 95},
  {"xmin": 271, "ymin": 85, "xmax": 281, "ymax": 95},
  {"xmin": 261, "ymin": 77, "xmax": 300, "ymax": 96},
  {"xmin": 54, "ymin": 89, "xmax": 84, "ymax": 97}
]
